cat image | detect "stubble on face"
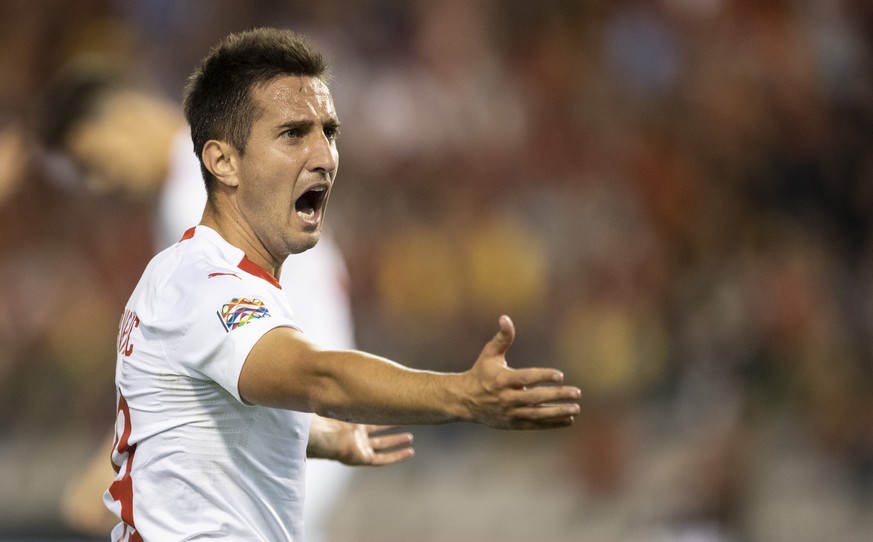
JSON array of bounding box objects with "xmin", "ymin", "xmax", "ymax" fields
[{"xmin": 234, "ymin": 76, "xmax": 339, "ymax": 268}]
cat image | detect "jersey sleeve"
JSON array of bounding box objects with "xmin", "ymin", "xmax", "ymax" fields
[
  {"xmin": 154, "ymin": 270, "xmax": 298, "ymax": 404},
  {"xmin": 199, "ymin": 316, "xmax": 293, "ymax": 403}
]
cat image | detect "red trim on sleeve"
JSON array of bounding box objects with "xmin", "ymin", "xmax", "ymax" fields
[{"xmin": 238, "ymin": 255, "xmax": 282, "ymax": 289}]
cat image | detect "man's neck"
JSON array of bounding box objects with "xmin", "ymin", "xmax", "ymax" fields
[{"xmin": 199, "ymin": 202, "xmax": 283, "ymax": 280}]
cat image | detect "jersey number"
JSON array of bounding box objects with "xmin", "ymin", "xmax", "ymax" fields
[{"xmin": 108, "ymin": 393, "xmax": 143, "ymax": 542}]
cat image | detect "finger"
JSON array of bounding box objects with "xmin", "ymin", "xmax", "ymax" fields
[
  {"xmin": 497, "ymin": 367, "xmax": 566, "ymax": 389},
  {"xmin": 368, "ymin": 432, "xmax": 415, "ymax": 466},
  {"xmin": 481, "ymin": 315, "xmax": 515, "ymax": 358},
  {"xmin": 365, "ymin": 425, "xmax": 399, "ymax": 435},
  {"xmin": 369, "ymin": 446, "xmax": 415, "ymax": 466},
  {"xmin": 505, "ymin": 404, "xmax": 581, "ymax": 429},
  {"xmin": 499, "ymin": 385, "xmax": 581, "ymax": 407},
  {"xmin": 369, "ymin": 432, "xmax": 414, "ymax": 451},
  {"xmin": 511, "ymin": 403, "xmax": 581, "ymax": 422},
  {"xmin": 509, "ymin": 415, "xmax": 577, "ymax": 430}
]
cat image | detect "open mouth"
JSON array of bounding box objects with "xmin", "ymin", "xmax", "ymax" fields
[{"xmin": 295, "ymin": 186, "xmax": 327, "ymax": 222}]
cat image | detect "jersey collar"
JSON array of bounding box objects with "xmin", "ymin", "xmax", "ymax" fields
[
  {"xmin": 237, "ymin": 255, "xmax": 282, "ymax": 289},
  {"xmin": 180, "ymin": 226, "xmax": 283, "ymax": 290}
]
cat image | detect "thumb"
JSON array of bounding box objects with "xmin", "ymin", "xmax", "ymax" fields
[{"xmin": 482, "ymin": 314, "xmax": 515, "ymax": 359}]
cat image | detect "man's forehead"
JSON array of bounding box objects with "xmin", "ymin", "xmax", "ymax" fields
[{"xmin": 254, "ymin": 75, "xmax": 336, "ymax": 118}]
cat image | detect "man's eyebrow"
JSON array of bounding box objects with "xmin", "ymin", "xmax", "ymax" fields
[
  {"xmin": 275, "ymin": 118, "xmax": 340, "ymax": 132},
  {"xmin": 276, "ymin": 120, "xmax": 314, "ymax": 132}
]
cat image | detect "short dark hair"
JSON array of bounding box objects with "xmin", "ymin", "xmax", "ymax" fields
[
  {"xmin": 183, "ymin": 27, "xmax": 329, "ymax": 191},
  {"xmin": 38, "ymin": 59, "xmax": 141, "ymax": 151}
]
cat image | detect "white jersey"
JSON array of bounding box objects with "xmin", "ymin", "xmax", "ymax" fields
[{"xmin": 104, "ymin": 225, "xmax": 310, "ymax": 541}]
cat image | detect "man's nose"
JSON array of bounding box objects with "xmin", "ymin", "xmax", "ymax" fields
[{"xmin": 308, "ymin": 133, "xmax": 337, "ymax": 174}]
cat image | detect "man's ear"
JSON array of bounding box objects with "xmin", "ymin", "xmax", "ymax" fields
[{"xmin": 201, "ymin": 140, "xmax": 239, "ymax": 187}]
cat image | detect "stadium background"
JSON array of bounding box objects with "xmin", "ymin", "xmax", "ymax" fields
[{"xmin": 1, "ymin": 0, "xmax": 873, "ymax": 540}]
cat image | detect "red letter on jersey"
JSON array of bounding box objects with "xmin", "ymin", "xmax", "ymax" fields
[{"xmin": 117, "ymin": 309, "xmax": 139, "ymax": 357}]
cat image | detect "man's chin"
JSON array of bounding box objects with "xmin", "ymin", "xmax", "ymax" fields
[{"xmin": 287, "ymin": 231, "xmax": 321, "ymax": 255}]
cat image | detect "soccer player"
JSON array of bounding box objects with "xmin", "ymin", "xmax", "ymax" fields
[
  {"xmin": 39, "ymin": 58, "xmax": 356, "ymax": 539},
  {"xmin": 104, "ymin": 27, "xmax": 580, "ymax": 541}
]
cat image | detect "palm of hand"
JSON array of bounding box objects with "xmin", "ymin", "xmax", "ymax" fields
[{"xmin": 339, "ymin": 424, "xmax": 415, "ymax": 466}]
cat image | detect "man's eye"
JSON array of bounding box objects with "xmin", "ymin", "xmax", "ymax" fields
[
  {"xmin": 282, "ymin": 129, "xmax": 301, "ymax": 139},
  {"xmin": 324, "ymin": 127, "xmax": 340, "ymax": 141}
]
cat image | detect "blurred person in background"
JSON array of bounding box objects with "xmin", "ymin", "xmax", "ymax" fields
[
  {"xmin": 0, "ymin": 121, "xmax": 28, "ymax": 205},
  {"xmin": 38, "ymin": 56, "xmax": 357, "ymax": 540}
]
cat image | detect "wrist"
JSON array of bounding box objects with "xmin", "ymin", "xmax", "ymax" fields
[
  {"xmin": 306, "ymin": 415, "xmax": 342, "ymax": 460},
  {"xmin": 443, "ymin": 372, "xmax": 477, "ymax": 424}
]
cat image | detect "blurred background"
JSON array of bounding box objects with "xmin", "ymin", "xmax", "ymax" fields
[{"xmin": 2, "ymin": 0, "xmax": 873, "ymax": 540}]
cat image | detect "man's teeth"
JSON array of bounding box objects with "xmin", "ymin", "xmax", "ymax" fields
[{"xmin": 295, "ymin": 186, "xmax": 326, "ymax": 220}]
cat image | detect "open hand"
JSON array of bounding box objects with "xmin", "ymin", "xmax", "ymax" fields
[
  {"xmin": 466, "ymin": 315, "xmax": 581, "ymax": 430},
  {"xmin": 327, "ymin": 422, "xmax": 415, "ymax": 466},
  {"xmin": 308, "ymin": 415, "xmax": 414, "ymax": 465}
]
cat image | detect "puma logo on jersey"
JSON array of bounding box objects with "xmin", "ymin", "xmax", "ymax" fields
[{"xmin": 209, "ymin": 272, "xmax": 242, "ymax": 280}]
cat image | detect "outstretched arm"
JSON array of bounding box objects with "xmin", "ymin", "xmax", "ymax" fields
[{"xmin": 239, "ymin": 315, "xmax": 580, "ymax": 429}]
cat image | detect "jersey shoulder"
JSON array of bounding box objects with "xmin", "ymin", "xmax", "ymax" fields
[{"xmin": 134, "ymin": 227, "xmax": 282, "ymax": 323}]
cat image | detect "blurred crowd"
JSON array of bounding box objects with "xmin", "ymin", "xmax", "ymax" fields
[{"xmin": 1, "ymin": 0, "xmax": 873, "ymax": 540}]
